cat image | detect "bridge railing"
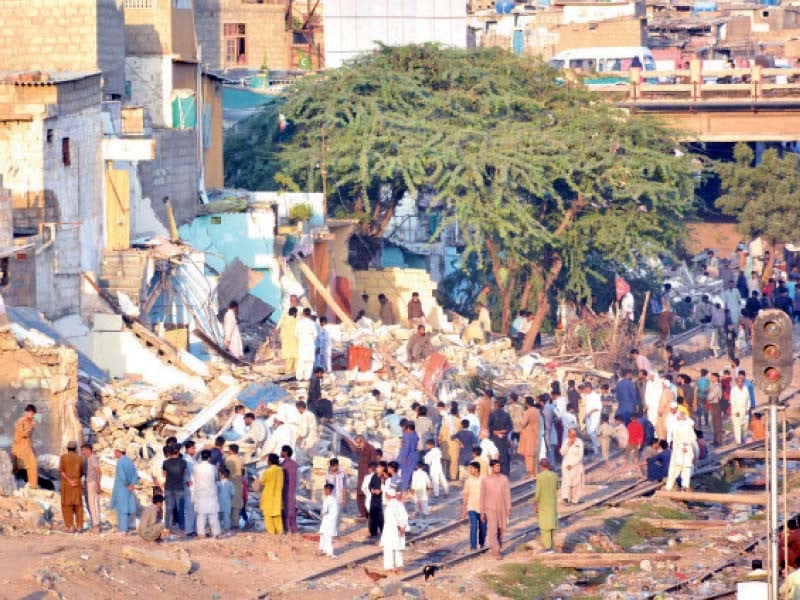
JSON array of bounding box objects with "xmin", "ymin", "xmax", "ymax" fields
[{"xmin": 582, "ymin": 59, "xmax": 800, "ymax": 104}]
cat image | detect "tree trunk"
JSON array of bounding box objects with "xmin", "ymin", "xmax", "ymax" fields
[
  {"xmin": 519, "ymin": 277, "xmax": 533, "ymax": 312},
  {"xmin": 520, "ymin": 255, "xmax": 563, "ymax": 353},
  {"xmin": 500, "ymin": 274, "xmax": 516, "ymax": 336}
]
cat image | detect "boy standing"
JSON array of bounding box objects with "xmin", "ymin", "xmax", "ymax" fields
[
  {"xmin": 423, "ymin": 439, "xmax": 449, "ymax": 497},
  {"xmin": 217, "ymin": 467, "xmax": 234, "ymax": 532},
  {"xmin": 461, "ymin": 462, "xmax": 486, "ymax": 550},
  {"xmin": 411, "ymin": 461, "xmax": 432, "ymax": 520},
  {"xmin": 319, "ymin": 483, "xmax": 338, "ymax": 557}
]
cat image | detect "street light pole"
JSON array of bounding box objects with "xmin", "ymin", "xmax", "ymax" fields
[{"xmin": 769, "ymin": 397, "xmax": 779, "ymax": 600}]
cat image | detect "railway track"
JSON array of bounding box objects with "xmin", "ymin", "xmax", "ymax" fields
[{"xmin": 293, "ymin": 430, "xmax": 766, "ymax": 588}]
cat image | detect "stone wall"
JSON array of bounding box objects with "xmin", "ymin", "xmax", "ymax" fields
[
  {"xmin": 125, "ymin": 55, "xmax": 172, "ymax": 127},
  {"xmin": 353, "ymin": 267, "xmax": 439, "ymax": 323},
  {"xmin": 137, "ymin": 128, "xmax": 199, "ymax": 227},
  {"xmin": 0, "ymin": 331, "xmax": 80, "ymax": 461},
  {"xmin": 0, "ymin": 0, "xmax": 126, "ymax": 98}
]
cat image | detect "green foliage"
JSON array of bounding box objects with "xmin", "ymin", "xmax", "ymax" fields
[
  {"xmin": 716, "ymin": 143, "xmax": 800, "ymax": 246},
  {"xmin": 227, "ymin": 45, "xmax": 696, "ymax": 333},
  {"xmin": 482, "ymin": 563, "xmax": 574, "ymax": 600},
  {"xmin": 288, "ymin": 203, "xmax": 314, "ymax": 223},
  {"xmin": 224, "ymin": 99, "xmax": 285, "ymax": 190},
  {"xmin": 604, "ymin": 517, "xmax": 664, "ymax": 550},
  {"xmin": 632, "ymin": 502, "xmax": 692, "ymax": 521}
]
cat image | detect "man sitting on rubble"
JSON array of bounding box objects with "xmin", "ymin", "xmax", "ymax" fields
[
  {"xmin": 220, "ymin": 405, "xmax": 247, "ymax": 441},
  {"xmin": 406, "ymin": 324, "xmax": 433, "ymax": 365},
  {"xmin": 138, "ymin": 494, "xmax": 165, "ymax": 542},
  {"xmin": 646, "ymin": 440, "xmax": 671, "ymax": 482}
]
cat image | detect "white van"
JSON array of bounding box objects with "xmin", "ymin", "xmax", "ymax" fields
[{"xmin": 547, "ymin": 46, "xmax": 657, "ymax": 84}]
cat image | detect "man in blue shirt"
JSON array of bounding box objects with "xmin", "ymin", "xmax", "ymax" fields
[{"xmin": 615, "ymin": 369, "xmax": 639, "ymax": 424}]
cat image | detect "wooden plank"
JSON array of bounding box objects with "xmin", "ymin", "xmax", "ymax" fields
[
  {"xmin": 640, "ymin": 518, "xmax": 732, "ymax": 530},
  {"xmin": 296, "ymin": 260, "xmax": 355, "ymax": 329},
  {"xmin": 655, "ymin": 490, "xmax": 766, "ymax": 505},
  {"xmin": 193, "ymin": 327, "xmax": 251, "ymax": 367},
  {"xmin": 531, "ymin": 552, "xmax": 682, "ymax": 567},
  {"xmin": 722, "ymin": 449, "xmax": 800, "ymax": 464},
  {"xmin": 376, "ymin": 343, "xmax": 438, "ymax": 404}
]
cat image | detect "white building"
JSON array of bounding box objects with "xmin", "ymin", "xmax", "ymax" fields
[{"xmin": 323, "ymin": 0, "xmax": 468, "ymax": 69}]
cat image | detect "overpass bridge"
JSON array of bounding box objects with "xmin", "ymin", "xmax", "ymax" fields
[{"xmin": 591, "ymin": 61, "xmax": 800, "ymax": 142}]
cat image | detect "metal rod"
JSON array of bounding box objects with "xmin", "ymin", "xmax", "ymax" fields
[
  {"xmin": 770, "ymin": 399, "xmax": 779, "ymax": 599},
  {"xmin": 783, "ymin": 411, "xmax": 789, "ymax": 576},
  {"xmin": 766, "ymin": 406, "xmax": 772, "ymax": 599}
]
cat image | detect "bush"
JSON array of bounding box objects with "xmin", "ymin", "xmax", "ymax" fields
[{"xmin": 288, "ymin": 203, "xmax": 314, "ymax": 223}]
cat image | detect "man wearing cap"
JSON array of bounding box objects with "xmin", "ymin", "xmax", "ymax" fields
[
  {"xmin": 381, "ymin": 485, "xmax": 409, "ymax": 574},
  {"xmin": 81, "ymin": 443, "xmax": 102, "ymax": 533},
  {"xmin": 559, "ymin": 428, "xmax": 584, "ymax": 504},
  {"xmin": 12, "ymin": 404, "xmax": 38, "ymax": 488},
  {"xmin": 60, "ymin": 441, "xmax": 84, "ymax": 533},
  {"xmin": 138, "ymin": 494, "xmax": 165, "ymax": 542},
  {"xmin": 665, "ymin": 401, "xmax": 680, "ymax": 445},
  {"xmin": 110, "ymin": 442, "xmax": 139, "ymax": 534},
  {"xmin": 534, "ymin": 458, "xmax": 558, "ymax": 553},
  {"xmin": 480, "ymin": 459, "xmax": 512, "ymax": 560}
]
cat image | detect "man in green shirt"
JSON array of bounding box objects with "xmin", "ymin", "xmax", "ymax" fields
[{"xmin": 533, "ymin": 458, "xmax": 558, "ymax": 552}]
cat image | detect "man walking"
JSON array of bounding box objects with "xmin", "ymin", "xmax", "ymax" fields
[
  {"xmin": 59, "ymin": 441, "xmax": 84, "ymax": 533},
  {"xmin": 12, "ymin": 404, "xmax": 38, "ymax": 488},
  {"xmin": 354, "ymin": 435, "xmax": 378, "ymax": 519},
  {"xmin": 707, "ymin": 372, "xmax": 724, "ymax": 446},
  {"xmin": 81, "ymin": 442, "xmax": 102, "ymax": 534},
  {"xmin": 559, "ymin": 428, "xmax": 584, "ymax": 505},
  {"xmin": 381, "ymin": 485, "xmax": 409, "ymax": 574},
  {"xmin": 260, "ymin": 453, "xmax": 284, "ymax": 535},
  {"xmin": 534, "ymin": 458, "xmax": 558, "ymax": 552},
  {"xmin": 480, "ymin": 459, "xmax": 512, "ymax": 560},
  {"xmin": 488, "ymin": 397, "xmax": 514, "ymax": 476},
  {"xmin": 730, "ymin": 371, "xmax": 750, "ymax": 444},
  {"xmin": 462, "ymin": 461, "xmax": 486, "ymax": 550},
  {"xmin": 110, "ymin": 441, "xmax": 139, "ymax": 534},
  {"xmin": 281, "ymin": 445, "xmax": 299, "ymax": 535}
]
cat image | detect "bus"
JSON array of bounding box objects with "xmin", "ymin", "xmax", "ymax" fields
[{"xmin": 547, "ymin": 47, "xmax": 657, "ymax": 85}]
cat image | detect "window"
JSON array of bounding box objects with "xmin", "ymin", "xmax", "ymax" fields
[
  {"xmin": 224, "ymin": 23, "xmax": 247, "ymax": 65},
  {"xmin": 124, "ymin": 0, "xmax": 155, "ymax": 8},
  {"xmin": 46, "ymin": 129, "xmax": 53, "ymax": 144},
  {"xmin": 62, "ymin": 138, "xmax": 71, "ymax": 166}
]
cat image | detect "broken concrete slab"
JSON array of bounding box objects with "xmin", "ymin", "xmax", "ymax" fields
[{"xmin": 121, "ymin": 545, "xmax": 192, "ymax": 574}]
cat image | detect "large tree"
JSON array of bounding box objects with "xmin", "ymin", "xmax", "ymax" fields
[
  {"xmin": 227, "ymin": 45, "xmax": 696, "ymax": 342},
  {"xmin": 716, "ymin": 143, "xmax": 800, "ymax": 276}
]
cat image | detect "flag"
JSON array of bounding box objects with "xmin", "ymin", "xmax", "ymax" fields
[{"xmin": 615, "ymin": 276, "xmax": 630, "ymax": 301}]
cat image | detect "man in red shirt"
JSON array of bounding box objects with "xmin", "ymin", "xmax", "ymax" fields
[
  {"xmin": 720, "ymin": 369, "xmax": 732, "ymax": 415},
  {"xmin": 625, "ymin": 414, "xmax": 644, "ymax": 472}
]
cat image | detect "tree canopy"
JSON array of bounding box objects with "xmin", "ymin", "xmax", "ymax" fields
[
  {"xmin": 716, "ymin": 143, "xmax": 800, "ymax": 247},
  {"xmin": 225, "ymin": 44, "xmax": 697, "ymax": 344}
]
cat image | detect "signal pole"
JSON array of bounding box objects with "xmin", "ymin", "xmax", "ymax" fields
[{"xmin": 752, "ymin": 309, "xmax": 794, "ymax": 600}]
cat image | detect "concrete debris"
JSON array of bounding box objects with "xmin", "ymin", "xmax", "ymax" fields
[{"xmin": 121, "ymin": 545, "xmax": 193, "ymax": 574}]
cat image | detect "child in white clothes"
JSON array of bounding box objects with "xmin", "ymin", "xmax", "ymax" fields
[
  {"xmin": 319, "ymin": 483, "xmax": 338, "ymax": 558},
  {"xmin": 423, "ymin": 440, "xmax": 448, "ymax": 497},
  {"xmin": 410, "ymin": 461, "xmax": 431, "ymax": 518}
]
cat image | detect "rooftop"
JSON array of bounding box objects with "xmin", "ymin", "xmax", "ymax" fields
[{"xmin": 0, "ymin": 71, "xmax": 101, "ymax": 86}]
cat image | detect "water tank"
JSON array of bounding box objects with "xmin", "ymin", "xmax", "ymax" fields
[{"xmin": 496, "ymin": 0, "xmax": 515, "ymax": 14}]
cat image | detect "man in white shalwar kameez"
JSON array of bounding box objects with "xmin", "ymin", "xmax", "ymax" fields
[
  {"xmin": 721, "ymin": 281, "xmax": 742, "ymax": 327},
  {"xmin": 559, "ymin": 428, "xmax": 584, "ymax": 504},
  {"xmin": 193, "ymin": 449, "xmax": 221, "ymax": 537},
  {"xmin": 665, "ymin": 412, "xmax": 697, "ymax": 491},
  {"xmin": 223, "ymin": 301, "xmax": 243, "ymax": 359},
  {"xmin": 295, "ymin": 308, "xmax": 319, "ymax": 381},
  {"xmin": 381, "ymin": 485, "xmax": 409, "ymax": 574},
  {"xmin": 315, "ymin": 316, "xmax": 332, "ymax": 372},
  {"xmin": 645, "ymin": 372, "xmax": 662, "ymax": 427}
]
